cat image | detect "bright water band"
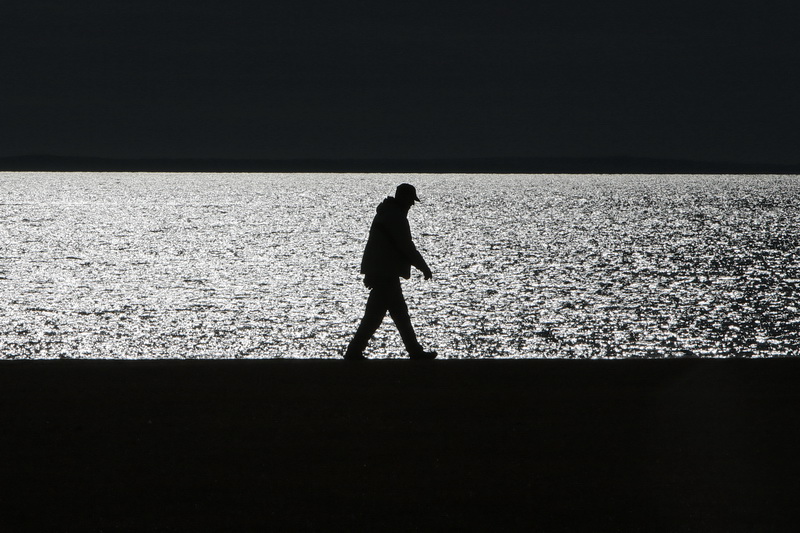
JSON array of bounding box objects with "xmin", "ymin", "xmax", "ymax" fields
[{"xmin": 1, "ymin": 172, "xmax": 798, "ymax": 359}]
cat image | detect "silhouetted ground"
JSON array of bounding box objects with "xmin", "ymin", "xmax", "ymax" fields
[{"xmin": 2, "ymin": 359, "xmax": 799, "ymax": 531}]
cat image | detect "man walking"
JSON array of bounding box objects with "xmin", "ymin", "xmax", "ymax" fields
[{"xmin": 344, "ymin": 183, "xmax": 437, "ymax": 360}]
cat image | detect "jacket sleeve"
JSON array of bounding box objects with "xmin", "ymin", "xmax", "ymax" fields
[{"xmin": 385, "ymin": 217, "xmax": 429, "ymax": 273}]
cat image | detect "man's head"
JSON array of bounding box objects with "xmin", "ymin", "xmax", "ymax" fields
[{"xmin": 395, "ymin": 183, "xmax": 420, "ymax": 208}]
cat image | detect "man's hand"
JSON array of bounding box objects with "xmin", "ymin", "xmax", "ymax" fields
[{"xmin": 421, "ymin": 266, "xmax": 432, "ymax": 280}]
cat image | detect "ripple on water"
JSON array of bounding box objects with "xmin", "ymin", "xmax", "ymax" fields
[{"xmin": 0, "ymin": 172, "xmax": 798, "ymax": 359}]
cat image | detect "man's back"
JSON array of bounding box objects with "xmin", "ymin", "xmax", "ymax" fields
[{"xmin": 360, "ymin": 195, "xmax": 425, "ymax": 280}]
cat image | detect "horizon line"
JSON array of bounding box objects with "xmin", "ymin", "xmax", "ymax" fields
[{"xmin": 2, "ymin": 154, "xmax": 799, "ymax": 174}]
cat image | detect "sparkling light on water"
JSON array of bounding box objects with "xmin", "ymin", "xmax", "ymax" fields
[{"xmin": 1, "ymin": 172, "xmax": 798, "ymax": 359}]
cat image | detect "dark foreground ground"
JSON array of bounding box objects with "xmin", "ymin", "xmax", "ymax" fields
[{"xmin": 2, "ymin": 358, "xmax": 799, "ymax": 532}]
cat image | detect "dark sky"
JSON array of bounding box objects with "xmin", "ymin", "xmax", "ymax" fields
[{"xmin": 2, "ymin": 1, "xmax": 798, "ymax": 165}]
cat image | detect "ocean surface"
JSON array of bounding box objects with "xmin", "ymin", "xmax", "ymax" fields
[{"xmin": 1, "ymin": 172, "xmax": 798, "ymax": 359}]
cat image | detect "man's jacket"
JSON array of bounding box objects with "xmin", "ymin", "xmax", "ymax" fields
[{"xmin": 360, "ymin": 196, "xmax": 428, "ymax": 279}]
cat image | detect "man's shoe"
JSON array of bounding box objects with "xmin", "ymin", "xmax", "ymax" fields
[
  {"xmin": 409, "ymin": 349, "xmax": 437, "ymax": 361},
  {"xmin": 343, "ymin": 349, "xmax": 367, "ymax": 361}
]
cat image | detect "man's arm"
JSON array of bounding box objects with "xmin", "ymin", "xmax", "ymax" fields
[{"xmin": 385, "ymin": 218, "xmax": 432, "ymax": 279}]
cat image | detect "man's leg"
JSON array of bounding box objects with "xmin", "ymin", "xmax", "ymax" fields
[
  {"xmin": 384, "ymin": 278, "xmax": 424, "ymax": 355},
  {"xmin": 344, "ymin": 283, "xmax": 390, "ymax": 358}
]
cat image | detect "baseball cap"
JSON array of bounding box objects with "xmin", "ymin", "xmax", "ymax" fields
[{"xmin": 395, "ymin": 183, "xmax": 421, "ymax": 203}]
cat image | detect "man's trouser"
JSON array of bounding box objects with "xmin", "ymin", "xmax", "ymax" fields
[{"xmin": 346, "ymin": 276, "xmax": 422, "ymax": 356}]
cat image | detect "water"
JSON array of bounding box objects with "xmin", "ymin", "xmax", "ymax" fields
[{"xmin": 1, "ymin": 172, "xmax": 798, "ymax": 359}]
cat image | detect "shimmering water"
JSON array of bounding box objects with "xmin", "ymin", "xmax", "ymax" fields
[{"xmin": 1, "ymin": 172, "xmax": 798, "ymax": 359}]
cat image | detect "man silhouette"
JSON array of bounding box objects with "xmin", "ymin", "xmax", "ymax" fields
[{"xmin": 344, "ymin": 183, "xmax": 437, "ymax": 360}]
